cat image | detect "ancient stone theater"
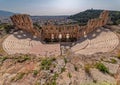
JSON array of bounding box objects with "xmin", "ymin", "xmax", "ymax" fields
[
  {"xmin": 10, "ymin": 10, "xmax": 109, "ymax": 43},
  {"xmin": 3, "ymin": 10, "xmax": 119, "ymax": 56}
]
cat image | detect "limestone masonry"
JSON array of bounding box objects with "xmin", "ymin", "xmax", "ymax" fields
[{"xmin": 10, "ymin": 11, "xmax": 109, "ymax": 42}]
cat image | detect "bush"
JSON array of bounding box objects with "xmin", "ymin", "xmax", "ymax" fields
[
  {"xmin": 40, "ymin": 58, "xmax": 56, "ymax": 70},
  {"xmin": 84, "ymin": 64, "xmax": 91, "ymax": 74},
  {"xmin": 104, "ymin": 58, "xmax": 117, "ymax": 64},
  {"xmin": 45, "ymin": 73, "xmax": 58, "ymax": 85},
  {"xmin": 17, "ymin": 73, "xmax": 25, "ymax": 80},
  {"xmin": 51, "ymin": 81, "xmax": 57, "ymax": 85},
  {"xmin": 41, "ymin": 58, "xmax": 52, "ymax": 70},
  {"xmin": 16, "ymin": 55, "xmax": 30, "ymax": 63},
  {"xmin": 68, "ymin": 72, "xmax": 72, "ymax": 78},
  {"xmin": 0, "ymin": 56, "xmax": 7, "ymax": 63},
  {"xmin": 53, "ymin": 73, "xmax": 59, "ymax": 80},
  {"xmin": 33, "ymin": 70, "xmax": 38, "ymax": 76},
  {"xmin": 35, "ymin": 82, "xmax": 40, "ymax": 85},
  {"xmin": 116, "ymin": 54, "xmax": 120, "ymax": 59},
  {"xmin": 61, "ymin": 67, "xmax": 66, "ymax": 73},
  {"xmin": 64, "ymin": 58, "xmax": 67, "ymax": 64},
  {"xmin": 74, "ymin": 66, "xmax": 78, "ymax": 71},
  {"xmin": 110, "ymin": 58, "xmax": 117, "ymax": 64},
  {"xmin": 12, "ymin": 73, "xmax": 25, "ymax": 81},
  {"xmin": 96, "ymin": 62, "xmax": 109, "ymax": 73},
  {"xmin": 48, "ymin": 80, "xmax": 57, "ymax": 85}
]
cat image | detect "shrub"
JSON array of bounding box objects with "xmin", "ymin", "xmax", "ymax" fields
[
  {"xmin": 46, "ymin": 80, "xmax": 57, "ymax": 85},
  {"xmin": 33, "ymin": 70, "xmax": 38, "ymax": 76},
  {"xmin": 53, "ymin": 73, "xmax": 59, "ymax": 80},
  {"xmin": 116, "ymin": 54, "xmax": 120, "ymax": 59},
  {"xmin": 84, "ymin": 64, "xmax": 91, "ymax": 74},
  {"xmin": 51, "ymin": 81, "xmax": 57, "ymax": 85},
  {"xmin": 51, "ymin": 57, "xmax": 56, "ymax": 61},
  {"xmin": 68, "ymin": 72, "xmax": 72, "ymax": 78},
  {"xmin": 35, "ymin": 82, "xmax": 40, "ymax": 85},
  {"xmin": 61, "ymin": 67, "xmax": 66, "ymax": 73},
  {"xmin": 49, "ymin": 80, "xmax": 57, "ymax": 85},
  {"xmin": 41, "ymin": 58, "xmax": 52, "ymax": 70},
  {"xmin": 16, "ymin": 55, "xmax": 30, "ymax": 63},
  {"xmin": 110, "ymin": 58, "xmax": 117, "ymax": 64},
  {"xmin": 17, "ymin": 73, "xmax": 25, "ymax": 80},
  {"xmin": 64, "ymin": 58, "xmax": 67, "ymax": 64},
  {"xmin": 93, "ymin": 79, "xmax": 97, "ymax": 83},
  {"xmin": 96, "ymin": 62, "xmax": 109, "ymax": 73},
  {"xmin": 12, "ymin": 73, "xmax": 25, "ymax": 81},
  {"xmin": 74, "ymin": 66, "xmax": 78, "ymax": 71},
  {"xmin": 104, "ymin": 58, "xmax": 117, "ymax": 64},
  {"xmin": 0, "ymin": 56, "xmax": 7, "ymax": 63}
]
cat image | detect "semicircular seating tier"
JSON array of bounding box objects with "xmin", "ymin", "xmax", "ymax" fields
[
  {"xmin": 71, "ymin": 27, "xmax": 119, "ymax": 55},
  {"xmin": 2, "ymin": 31, "xmax": 60, "ymax": 56}
]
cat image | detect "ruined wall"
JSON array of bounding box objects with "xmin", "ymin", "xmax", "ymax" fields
[
  {"xmin": 10, "ymin": 10, "xmax": 109, "ymax": 42},
  {"xmin": 42, "ymin": 24, "xmax": 79, "ymax": 41},
  {"xmin": 10, "ymin": 14, "xmax": 41, "ymax": 37},
  {"xmin": 42, "ymin": 10, "xmax": 109, "ymax": 41},
  {"xmin": 78, "ymin": 10, "xmax": 109, "ymax": 38}
]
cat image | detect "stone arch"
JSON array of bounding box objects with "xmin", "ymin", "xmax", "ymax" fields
[
  {"xmin": 51, "ymin": 34, "xmax": 54, "ymax": 40},
  {"xmin": 66, "ymin": 33, "xmax": 70, "ymax": 39},
  {"xmin": 58, "ymin": 34, "xmax": 62, "ymax": 40}
]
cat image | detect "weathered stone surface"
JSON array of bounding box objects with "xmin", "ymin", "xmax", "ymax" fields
[
  {"xmin": 56, "ymin": 71, "xmax": 71, "ymax": 85},
  {"xmin": 103, "ymin": 62, "xmax": 119, "ymax": 74},
  {"xmin": 0, "ymin": 53, "xmax": 120, "ymax": 85},
  {"xmin": 55, "ymin": 58, "xmax": 65, "ymax": 73},
  {"xmin": 90, "ymin": 68, "xmax": 116, "ymax": 84},
  {"xmin": 65, "ymin": 63, "xmax": 75, "ymax": 72}
]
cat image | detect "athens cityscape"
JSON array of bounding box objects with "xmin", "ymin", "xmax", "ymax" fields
[{"xmin": 0, "ymin": 0, "xmax": 120, "ymax": 85}]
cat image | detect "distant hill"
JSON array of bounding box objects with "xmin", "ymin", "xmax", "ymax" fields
[
  {"xmin": 69, "ymin": 9, "xmax": 120, "ymax": 25},
  {"xmin": 0, "ymin": 10, "xmax": 15, "ymax": 16}
]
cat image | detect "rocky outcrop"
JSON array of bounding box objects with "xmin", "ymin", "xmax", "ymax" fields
[{"xmin": 0, "ymin": 52, "xmax": 119, "ymax": 85}]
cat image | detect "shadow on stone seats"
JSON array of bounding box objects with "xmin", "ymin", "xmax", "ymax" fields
[
  {"xmin": 13, "ymin": 30, "xmax": 41, "ymax": 41},
  {"xmin": 72, "ymin": 27, "xmax": 110, "ymax": 46},
  {"xmin": 87, "ymin": 27, "xmax": 109, "ymax": 40}
]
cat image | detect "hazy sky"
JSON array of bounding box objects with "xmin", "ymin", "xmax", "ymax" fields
[{"xmin": 0, "ymin": 0, "xmax": 120, "ymax": 15}]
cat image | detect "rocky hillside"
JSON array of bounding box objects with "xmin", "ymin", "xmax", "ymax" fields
[
  {"xmin": 69, "ymin": 9, "xmax": 120, "ymax": 25},
  {"xmin": 0, "ymin": 51, "xmax": 120, "ymax": 85}
]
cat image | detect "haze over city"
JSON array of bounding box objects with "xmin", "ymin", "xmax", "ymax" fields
[{"xmin": 0, "ymin": 0, "xmax": 120, "ymax": 15}]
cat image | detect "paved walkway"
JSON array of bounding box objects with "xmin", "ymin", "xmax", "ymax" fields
[
  {"xmin": 2, "ymin": 31, "xmax": 60, "ymax": 56},
  {"xmin": 71, "ymin": 27, "xmax": 119, "ymax": 55}
]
